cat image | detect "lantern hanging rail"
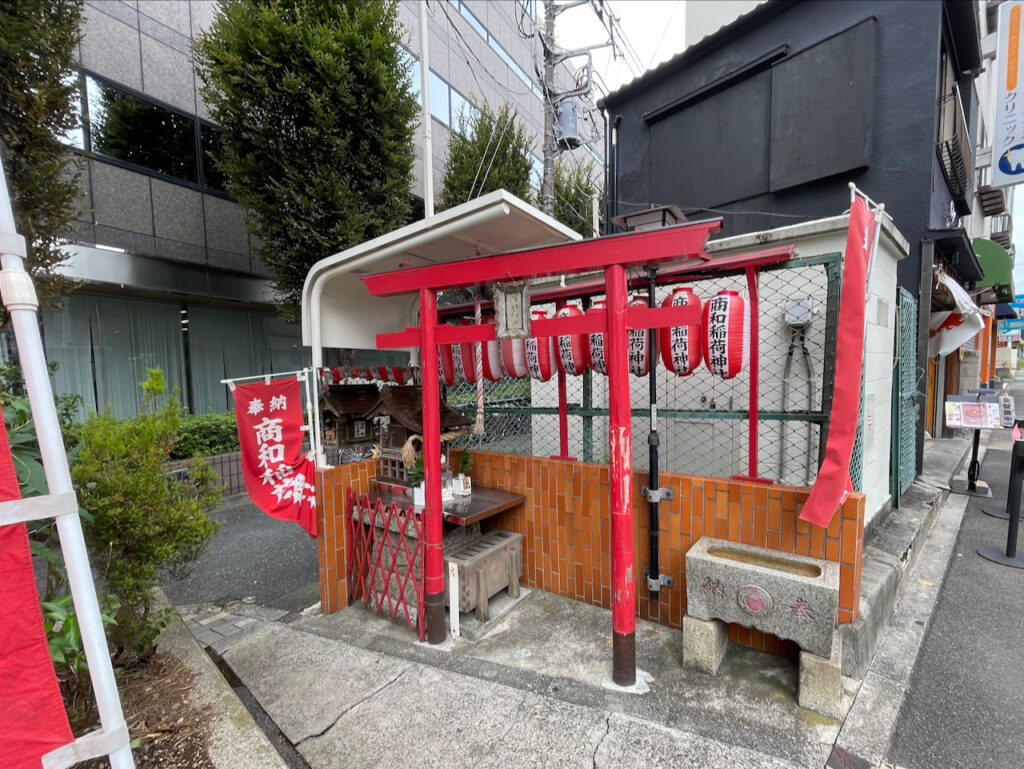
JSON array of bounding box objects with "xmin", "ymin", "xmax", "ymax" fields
[
  {"xmin": 435, "ymin": 244, "xmax": 798, "ymax": 318},
  {"xmin": 374, "ymin": 304, "xmax": 703, "ymax": 350},
  {"xmin": 359, "ymin": 218, "xmax": 723, "ymax": 297},
  {"xmin": 479, "ymin": 405, "xmax": 829, "ymax": 422}
]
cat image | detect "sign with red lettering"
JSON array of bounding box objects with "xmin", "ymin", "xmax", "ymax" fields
[{"xmin": 233, "ymin": 378, "xmax": 317, "ymax": 538}]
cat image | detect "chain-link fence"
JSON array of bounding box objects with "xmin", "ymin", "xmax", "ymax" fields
[{"xmin": 445, "ymin": 253, "xmax": 841, "ymax": 487}]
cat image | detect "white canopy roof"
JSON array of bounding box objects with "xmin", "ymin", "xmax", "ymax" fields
[{"xmin": 301, "ymin": 190, "xmax": 581, "ymax": 359}]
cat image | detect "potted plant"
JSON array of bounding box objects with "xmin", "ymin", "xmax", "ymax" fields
[
  {"xmin": 453, "ymin": 449, "xmax": 472, "ymax": 496},
  {"xmin": 407, "ymin": 455, "xmax": 425, "ymax": 506}
]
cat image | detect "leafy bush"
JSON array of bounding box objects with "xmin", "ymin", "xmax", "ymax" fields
[
  {"xmin": 172, "ymin": 411, "xmax": 240, "ymax": 459},
  {"xmin": 73, "ymin": 370, "xmax": 222, "ymax": 660}
]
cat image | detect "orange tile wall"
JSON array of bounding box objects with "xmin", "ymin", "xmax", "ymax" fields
[
  {"xmin": 316, "ymin": 452, "xmax": 865, "ymax": 655},
  {"xmin": 316, "ymin": 459, "xmax": 377, "ymax": 614},
  {"xmin": 469, "ymin": 451, "xmax": 864, "ymax": 654}
]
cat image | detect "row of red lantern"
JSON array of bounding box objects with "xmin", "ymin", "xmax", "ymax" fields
[
  {"xmin": 320, "ymin": 365, "xmax": 418, "ymax": 385},
  {"xmin": 438, "ymin": 289, "xmax": 749, "ymax": 385}
]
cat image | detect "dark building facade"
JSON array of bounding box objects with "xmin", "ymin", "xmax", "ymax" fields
[{"xmin": 600, "ymin": 0, "xmax": 986, "ymax": 471}]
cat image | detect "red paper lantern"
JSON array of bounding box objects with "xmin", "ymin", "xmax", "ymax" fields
[
  {"xmin": 556, "ymin": 303, "xmax": 589, "ymax": 376},
  {"xmin": 452, "ymin": 320, "xmax": 477, "ymax": 383},
  {"xmin": 501, "ymin": 337, "xmax": 528, "ymax": 379},
  {"xmin": 438, "ymin": 326, "xmax": 457, "ymax": 386},
  {"xmin": 659, "ymin": 287, "xmax": 702, "ymax": 376},
  {"xmin": 702, "ymin": 290, "xmax": 750, "ymax": 379},
  {"xmin": 628, "ymin": 295, "xmax": 654, "ymax": 376},
  {"xmin": 481, "ymin": 320, "xmax": 503, "ymax": 381},
  {"xmin": 525, "ymin": 308, "xmax": 556, "ymax": 381},
  {"xmin": 587, "ymin": 300, "xmax": 607, "ymax": 375}
]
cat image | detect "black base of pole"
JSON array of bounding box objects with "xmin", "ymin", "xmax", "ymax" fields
[
  {"xmin": 612, "ymin": 631, "xmax": 636, "ymax": 687},
  {"xmin": 982, "ymin": 506, "xmax": 1011, "ymax": 520},
  {"xmin": 977, "ymin": 546, "xmax": 1024, "ymax": 569},
  {"xmin": 425, "ymin": 591, "xmax": 447, "ymax": 644}
]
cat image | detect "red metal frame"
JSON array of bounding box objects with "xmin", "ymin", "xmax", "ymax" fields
[
  {"xmin": 360, "ymin": 219, "xmax": 722, "ymax": 297},
  {"xmin": 347, "ymin": 490, "xmax": 426, "ymax": 640},
  {"xmin": 353, "ymin": 219, "xmax": 801, "ymax": 673},
  {"xmin": 436, "ymin": 245, "xmax": 797, "ymax": 317}
]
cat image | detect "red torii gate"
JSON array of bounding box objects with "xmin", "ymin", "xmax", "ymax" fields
[{"xmin": 360, "ymin": 218, "xmax": 794, "ymax": 685}]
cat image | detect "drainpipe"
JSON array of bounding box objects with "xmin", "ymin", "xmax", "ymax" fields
[{"xmin": 644, "ymin": 266, "xmax": 663, "ymax": 602}]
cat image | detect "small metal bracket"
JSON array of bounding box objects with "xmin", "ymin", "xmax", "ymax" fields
[
  {"xmin": 642, "ymin": 570, "xmax": 675, "ymax": 591},
  {"xmin": 641, "ymin": 485, "xmax": 673, "ymax": 503}
]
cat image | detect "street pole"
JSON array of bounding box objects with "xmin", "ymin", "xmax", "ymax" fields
[
  {"xmin": 419, "ymin": 1, "xmax": 434, "ymax": 218},
  {"xmin": 542, "ymin": 0, "xmax": 556, "ymax": 216}
]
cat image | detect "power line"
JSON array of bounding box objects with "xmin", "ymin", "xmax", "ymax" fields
[{"xmin": 646, "ymin": 1, "xmax": 682, "ymax": 70}]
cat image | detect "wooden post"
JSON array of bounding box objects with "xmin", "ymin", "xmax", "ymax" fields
[
  {"xmin": 605, "ymin": 263, "xmax": 636, "ymax": 686},
  {"xmin": 419, "ymin": 288, "xmax": 446, "ymax": 644}
]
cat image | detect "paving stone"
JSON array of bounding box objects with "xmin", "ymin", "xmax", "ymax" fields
[{"xmin": 198, "ymin": 611, "xmax": 232, "ymax": 626}]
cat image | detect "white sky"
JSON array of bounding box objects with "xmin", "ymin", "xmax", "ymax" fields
[{"xmin": 550, "ymin": 0, "xmax": 688, "ymax": 99}]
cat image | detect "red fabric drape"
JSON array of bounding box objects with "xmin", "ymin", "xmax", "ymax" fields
[
  {"xmin": 799, "ymin": 197, "xmax": 874, "ymax": 527},
  {"xmin": 233, "ymin": 378, "xmax": 318, "ymax": 538},
  {"xmin": 0, "ymin": 404, "xmax": 74, "ymax": 768}
]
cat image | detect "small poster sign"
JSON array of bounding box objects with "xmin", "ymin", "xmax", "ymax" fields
[{"xmin": 945, "ymin": 400, "xmax": 1002, "ymax": 429}]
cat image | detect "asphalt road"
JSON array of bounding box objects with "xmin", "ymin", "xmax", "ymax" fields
[
  {"xmin": 161, "ymin": 495, "xmax": 320, "ymax": 612},
  {"xmin": 888, "ymin": 382, "xmax": 1024, "ymax": 769}
]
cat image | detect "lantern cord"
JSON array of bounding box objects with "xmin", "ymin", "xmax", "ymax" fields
[{"xmin": 474, "ymin": 293, "xmax": 485, "ymax": 434}]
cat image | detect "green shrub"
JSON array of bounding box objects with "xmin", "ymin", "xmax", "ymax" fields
[
  {"xmin": 172, "ymin": 411, "xmax": 240, "ymax": 459},
  {"xmin": 73, "ymin": 370, "xmax": 222, "ymax": 660}
]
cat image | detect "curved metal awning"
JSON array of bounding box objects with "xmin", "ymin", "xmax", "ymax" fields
[
  {"xmin": 973, "ymin": 237, "xmax": 1015, "ymax": 303},
  {"xmin": 300, "ymin": 190, "xmax": 580, "ymax": 357}
]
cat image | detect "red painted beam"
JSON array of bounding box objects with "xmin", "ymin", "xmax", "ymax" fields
[
  {"xmin": 436, "ymin": 244, "xmax": 796, "ymax": 317},
  {"xmin": 361, "ymin": 219, "xmax": 723, "ymax": 297},
  {"xmin": 375, "ymin": 305, "xmax": 702, "ymax": 349}
]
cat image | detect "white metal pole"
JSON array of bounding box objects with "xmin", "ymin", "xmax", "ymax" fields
[
  {"xmin": 0, "ymin": 165, "xmax": 133, "ymax": 768},
  {"xmin": 419, "ymin": 1, "xmax": 434, "ymax": 218}
]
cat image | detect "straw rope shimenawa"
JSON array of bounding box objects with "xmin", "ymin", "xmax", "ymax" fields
[{"xmin": 401, "ymin": 429, "xmax": 474, "ymax": 469}]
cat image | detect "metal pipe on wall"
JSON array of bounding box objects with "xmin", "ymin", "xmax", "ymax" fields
[{"xmin": 645, "ymin": 267, "xmax": 661, "ymax": 602}]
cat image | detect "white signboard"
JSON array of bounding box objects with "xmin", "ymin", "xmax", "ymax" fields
[
  {"xmin": 945, "ymin": 400, "xmax": 1002, "ymax": 429},
  {"xmin": 994, "ymin": 1, "xmax": 1024, "ymax": 188}
]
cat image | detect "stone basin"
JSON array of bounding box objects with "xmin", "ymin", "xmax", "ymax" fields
[{"xmin": 685, "ymin": 537, "xmax": 839, "ymax": 657}]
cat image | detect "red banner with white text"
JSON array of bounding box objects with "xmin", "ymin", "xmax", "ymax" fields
[
  {"xmin": 0, "ymin": 403, "xmax": 74, "ymax": 767},
  {"xmin": 799, "ymin": 197, "xmax": 873, "ymax": 528},
  {"xmin": 233, "ymin": 379, "xmax": 317, "ymax": 538}
]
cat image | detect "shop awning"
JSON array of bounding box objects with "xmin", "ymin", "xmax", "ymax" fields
[
  {"xmin": 926, "ymin": 228, "xmax": 984, "ymax": 282},
  {"xmin": 972, "ymin": 237, "xmax": 1015, "ymax": 303},
  {"xmin": 995, "ymin": 302, "xmax": 1018, "ymax": 320}
]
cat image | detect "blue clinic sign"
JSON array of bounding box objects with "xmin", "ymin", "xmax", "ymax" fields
[{"xmin": 999, "ymin": 318, "xmax": 1024, "ymax": 332}]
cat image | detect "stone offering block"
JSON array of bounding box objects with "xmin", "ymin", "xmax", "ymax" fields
[{"xmin": 685, "ymin": 537, "xmax": 839, "ymax": 657}]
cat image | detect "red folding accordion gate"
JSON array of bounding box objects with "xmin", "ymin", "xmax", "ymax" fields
[{"xmin": 346, "ymin": 489, "xmax": 426, "ymax": 640}]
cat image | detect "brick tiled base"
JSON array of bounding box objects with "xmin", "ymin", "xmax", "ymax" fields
[{"xmin": 315, "ymin": 453, "xmax": 865, "ymax": 656}]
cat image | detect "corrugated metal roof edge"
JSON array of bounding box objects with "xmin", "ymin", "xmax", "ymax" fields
[{"xmin": 598, "ymin": 0, "xmax": 797, "ymax": 109}]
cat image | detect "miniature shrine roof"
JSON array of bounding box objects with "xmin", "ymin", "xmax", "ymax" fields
[
  {"xmin": 364, "ymin": 385, "xmax": 473, "ymax": 434},
  {"xmin": 318, "ymin": 384, "xmax": 381, "ymax": 418}
]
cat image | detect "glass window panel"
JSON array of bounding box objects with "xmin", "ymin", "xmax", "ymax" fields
[
  {"xmin": 410, "ymin": 60, "xmax": 422, "ymax": 100},
  {"xmin": 59, "ymin": 71, "xmax": 85, "ymax": 150},
  {"xmin": 429, "ymin": 71, "xmax": 450, "ymax": 126},
  {"xmin": 86, "ymin": 75, "xmax": 198, "ymax": 183},
  {"xmin": 460, "ymin": 5, "xmax": 488, "ymax": 38},
  {"xmin": 530, "ymin": 155, "xmax": 543, "ymax": 191},
  {"xmin": 450, "ymin": 89, "xmax": 469, "ymax": 130},
  {"xmin": 200, "ymin": 124, "xmax": 228, "ymax": 193}
]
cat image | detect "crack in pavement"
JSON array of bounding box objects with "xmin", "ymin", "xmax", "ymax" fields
[
  {"xmin": 592, "ymin": 712, "xmax": 611, "ymax": 769},
  {"xmin": 470, "ymin": 691, "xmax": 531, "ymax": 769},
  {"xmin": 295, "ymin": 665, "xmax": 411, "ymax": 747}
]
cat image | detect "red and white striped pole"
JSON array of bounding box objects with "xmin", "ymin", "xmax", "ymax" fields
[
  {"xmin": 419, "ymin": 288, "xmax": 446, "ymax": 644},
  {"xmin": 474, "ymin": 294, "xmax": 484, "ymax": 433},
  {"xmin": 605, "ymin": 263, "xmax": 636, "ymax": 686}
]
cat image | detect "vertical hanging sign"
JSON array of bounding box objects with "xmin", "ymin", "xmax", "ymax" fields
[
  {"xmin": 994, "ymin": 1, "xmax": 1024, "ymax": 188},
  {"xmin": 233, "ymin": 378, "xmax": 318, "ymax": 538}
]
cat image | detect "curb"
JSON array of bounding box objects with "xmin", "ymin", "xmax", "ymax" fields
[
  {"xmin": 155, "ymin": 590, "xmax": 288, "ymax": 769},
  {"xmin": 840, "ymin": 436, "xmax": 972, "ymax": 677}
]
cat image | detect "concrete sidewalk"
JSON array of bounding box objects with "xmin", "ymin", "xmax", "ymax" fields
[{"xmin": 171, "ymin": 411, "xmax": 984, "ymax": 768}]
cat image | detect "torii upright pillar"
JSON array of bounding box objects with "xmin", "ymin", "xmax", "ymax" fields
[{"xmin": 605, "ymin": 263, "xmax": 636, "ymax": 686}]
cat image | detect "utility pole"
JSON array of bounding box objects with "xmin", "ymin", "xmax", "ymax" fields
[{"xmin": 542, "ymin": 0, "xmax": 556, "ymax": 216}]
